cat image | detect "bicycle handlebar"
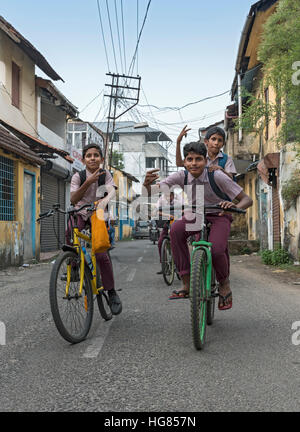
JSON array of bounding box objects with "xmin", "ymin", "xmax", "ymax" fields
[
  {"xmin": 158, "ymin": 204, "xmax": 246, "ymax": 214},
  {"xmin": 37, "ymin": 202, "xmax": 96, "ymax": 222}
]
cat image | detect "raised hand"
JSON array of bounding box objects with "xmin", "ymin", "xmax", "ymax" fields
[
  {"xmin": 143, "ymin": 169, "xmax": 160, "ymax": 188},
  {"xmin": 177, "ymin": 125, "xmax": 191, "ymax": 143}
]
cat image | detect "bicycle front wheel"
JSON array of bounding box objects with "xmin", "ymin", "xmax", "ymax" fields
[
  {"xmin": 207, "ymin": 266, "xmax": 216, "ymax": 326},
  {"xmin": 161, "ymin": 238, "xmax": 175, "ymax": 286},
  {"xmin": 49, "ymin": 251, "xmax": 94, "ymax": 344},
  {"xmin": 190, "ymin": 248, "xmax": 208, "ymax": 350}
]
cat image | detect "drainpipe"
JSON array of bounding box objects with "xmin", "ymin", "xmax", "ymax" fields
[{"xmin": 238, "ymin": 73, "xmax": 243, "ymax": 143}]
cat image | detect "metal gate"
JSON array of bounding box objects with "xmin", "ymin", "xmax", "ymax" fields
[{"xmin": 40, "ymin": 172, "xmax": 66, "ymax": 252}]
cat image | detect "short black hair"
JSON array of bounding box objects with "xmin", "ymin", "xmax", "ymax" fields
[
  {"xmin": 82, "ymin": 143, "xmax": 103, "ymax": 159},
  {"xmin": 205, "ymin": 126, "xmax": 226, "ymax": 142},
  {"xmin": 183, "ymin": 141, "xmax": 207, "ymax": 158}
]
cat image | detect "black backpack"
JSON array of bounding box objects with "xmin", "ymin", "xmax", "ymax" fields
[
  {"xmin": 78, "ymin": 169, "xmax": 106, "ymax": 187},
  {"xmin": 184, "ymin": 168, "xmax": 231, "ymax": 202}
]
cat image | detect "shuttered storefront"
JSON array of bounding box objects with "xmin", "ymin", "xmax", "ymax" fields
[{"xmin": 40, "ymin": 172, "xmax": 66, "ymax": 252}]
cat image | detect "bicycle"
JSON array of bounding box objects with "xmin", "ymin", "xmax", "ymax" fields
[
  {"xmin": 37, "ymin": 202, "xmax": 112, "ymax": 344},
  {"xmin": 189, "ymin": 204, "xmax": 246, "ymax": 350}
]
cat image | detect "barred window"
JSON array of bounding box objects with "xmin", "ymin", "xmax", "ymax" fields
[{"xmin": 0, "ymin": 156, "xmax": 16, "ymax": 221}]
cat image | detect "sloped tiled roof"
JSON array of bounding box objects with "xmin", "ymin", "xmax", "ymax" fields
[{"xmin": 0, "ymin": 125, "xmax": 45, "ymax": 166}]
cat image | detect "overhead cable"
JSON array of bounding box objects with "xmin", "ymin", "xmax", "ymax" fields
[{"xmin": 96, "ymin": 0, "xmax": 110, "ymax": 72}]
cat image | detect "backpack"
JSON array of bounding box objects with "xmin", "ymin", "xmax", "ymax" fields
[
  {"xmin": 184, "ymin": 168, "xmax": 231, "ymax": 202},
  {"xmin": 78, "ymin": 169, "xmax": 106, "ymax": 187},
  {"xmin": 218, "ymin": 153, "xmax": 236, "ymax": 182}
]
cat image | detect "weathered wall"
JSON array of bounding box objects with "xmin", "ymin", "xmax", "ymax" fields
[
  {"xmin": 0, "ymin": 149, "xmax": 40, "ymax": 268},
  {"xmin": 280, "ymin": 144, "xmax": 300, "ymax": 260}
]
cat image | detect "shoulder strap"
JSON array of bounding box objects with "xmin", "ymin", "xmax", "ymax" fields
[
  {"xmin": 79, "ymin": 170, "xmax": 86, "ymax": 186},
  {"xmin": 207, "ymin": 168, "xmax": 231, "ymax": 202},
  {"xmin": 218, "ymin": 152, "xmax": 228, "ymax": 169},
  {"xmin": 184, "ymin": 169, "xmax": 188, "ymax": 186},
  {"xmin": 79, "ymin": 169, "xmax": 106, "ymax": 187},
  {"xmin": 97, "ymin": 169, "xmax": 106, "ymax": 187}
]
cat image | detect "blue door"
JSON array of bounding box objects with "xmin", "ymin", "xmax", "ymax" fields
[{"xmin": 24, "ymin": 172, "xmax": 35, "ymax": 261}]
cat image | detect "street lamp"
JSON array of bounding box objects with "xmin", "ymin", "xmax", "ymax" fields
[{"xmin": 108, "ymin": 122, "xmax": 149, "ymax": 169}]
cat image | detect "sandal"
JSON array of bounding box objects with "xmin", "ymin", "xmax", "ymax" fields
[
  {"xmin": 169, "ymin": 290, "xmax": 189, "ymax": 300},
  {"xmin": 218, "ymin": 291, "xmax": 232, "ymax": 310}
]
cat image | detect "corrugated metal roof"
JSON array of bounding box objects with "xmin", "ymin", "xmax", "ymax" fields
[
  {"xmin": 0, "ymin": 16, "xmax": 63, "ymax": 82},
  {"xmin": 0, "ymin": 125, "xmax": 45, "ymax": 166},
  {"xmin": 0, "ymin": 120, "xmax": 73, "ymax": 163}
]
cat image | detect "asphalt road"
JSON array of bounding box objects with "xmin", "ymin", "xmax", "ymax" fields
[{"xmin": 0, "ymin": 239, "xmax": 300, "ymax": 412}]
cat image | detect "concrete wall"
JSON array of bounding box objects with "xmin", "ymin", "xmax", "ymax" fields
[
  {"xmin": 280, "ymin": 144, "xmax": 300, "ymax": 260},
  {"xmin": 0, "ymin": 149, "xmax": 41, "ymax": 268},
  {"xmin": 0, "ymin": 31, "xmax": 37, "ymax": 136}
]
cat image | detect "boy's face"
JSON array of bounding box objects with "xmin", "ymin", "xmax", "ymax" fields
[
  {"xmin": 83, "ymin": 147, "xmax": 103, "ymax": 172},
  {"xmin": 184, "ymin": 152, "xmax": 206, "ymax": 178},
  {"xmin": 204, "ymin": 133, "xmax": 224, "ymax": 154}
]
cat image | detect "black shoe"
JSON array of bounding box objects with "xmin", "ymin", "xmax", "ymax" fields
[
  {"xmin": 108, "ymin": 290, "xmax": 122, "ymax": 315},
  {"xmin": 156, "ymin": 270, "xmax": 163, "ymax": 275}
]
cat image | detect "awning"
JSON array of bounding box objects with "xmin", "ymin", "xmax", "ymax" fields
[
  {"xmin": 257, "ymin": 153, "xmax": 280, "ymax": 185},
  {"xmin": 0, "ymin": 124, "xmax": 45, "ymax": 166}
]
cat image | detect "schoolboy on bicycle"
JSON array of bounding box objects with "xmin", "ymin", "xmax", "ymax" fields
[
  {"xmin": 67, "ymin": 143, "xmax": 122, "ymax": 315},
  {"xmin": 143, "ymin": 141, "xmax": 252, "ymax": 310}
]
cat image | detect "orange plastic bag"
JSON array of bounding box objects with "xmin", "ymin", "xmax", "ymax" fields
[{"xmin": 91, "ymin": 207, "xmax": 111, "ymax": 253}]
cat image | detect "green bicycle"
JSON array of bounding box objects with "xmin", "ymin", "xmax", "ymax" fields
[{"xmin": 190, "ymin": 205, "xmax": 246, "ymax": 350}]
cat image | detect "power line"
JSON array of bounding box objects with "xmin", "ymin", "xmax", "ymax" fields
[
  {"xmin": 127, "ymin": 0, "xmax": 152, "ymax": 76},
  {"xmin": 106, "ymin": 0, "xmax": 119, "ymax": 73},
  {"xmin": 96, "ymin": 0, "xmax": 111, "ymax": 72},
  {"xmin": 139, "ymin": 90, "xmax": 230, "ymax": 112},
  {"xmin": 114, "ymin": 0, "xmax": 124, "ymax": 74},
  {"xmin": 120, "ymin": 0, "xmax": 127, "ymax": 72},
  {"xmin": 79, "ymin": 89, "xmax": 104, "ymax": 114}
]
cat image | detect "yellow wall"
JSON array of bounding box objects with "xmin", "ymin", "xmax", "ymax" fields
[
  {"xmin": 0, "ymin": 148, "xmax": 41, "ymax": 267},
  {"xmin": 0, "ymin": 30, "xmax": 37, "ymax": 136}
]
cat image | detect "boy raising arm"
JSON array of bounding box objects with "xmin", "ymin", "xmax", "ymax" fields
[{"xmin": 143, "ymin": 142, "xmax": 252, "ymax": 310}]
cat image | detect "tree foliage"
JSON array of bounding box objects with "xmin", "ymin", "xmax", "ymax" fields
[{"xmin": 237, "ymin": 0, "xmax": 300, "ymax": 156}]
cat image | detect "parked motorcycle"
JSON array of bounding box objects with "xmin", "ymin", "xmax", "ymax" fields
[{"xmin": 149, "ymin": 220, "xmax": 159, "ymax": 245}]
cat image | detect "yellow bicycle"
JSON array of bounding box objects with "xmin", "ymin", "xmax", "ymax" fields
[{"xmin": 37, "ymin": 203, "xmax": 112, "ymax": 344}]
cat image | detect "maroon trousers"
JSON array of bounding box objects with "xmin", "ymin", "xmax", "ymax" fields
[
  {"xmin": 65, "ymin": 214, "xmax": 114, "ymax": 291},
  {"xmin": 170, "ymin": 214, "xmax": 233, "ymax": 284}
]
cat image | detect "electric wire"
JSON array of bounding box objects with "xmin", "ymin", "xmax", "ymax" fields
[
  {"xmin": 114, "ymin": 0, "xmax": 124, "ymax": 74},
  {"xmin": 120, "ymin": 0, "xmax": 127, "ymax": 72},
  {"xmin": 127, "ymin": 0, "xmax": 152, "ymax": 76},
  {"xmin": 96, "ymin": 0, "xmax": 111, "ymax": 72},
  {"xmin": 106, "ymin": 0, "xmax": 119, "ymax": 73}
]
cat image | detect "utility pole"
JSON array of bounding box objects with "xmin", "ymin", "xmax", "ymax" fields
[{"xmin": 103, "ymin": 73, "xmax": 141, "ymax": 169}]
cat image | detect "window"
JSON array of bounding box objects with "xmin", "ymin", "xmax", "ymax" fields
[
  {"xmin": 0, "ymin": 156, "xmax": 16, "ymax": 221},
  {"xmin": 146, "ymin": 157, "xmax": 156, "ymax": 168},
  {"xmin": 74, "ymin": 133, "xmax": 82, "ymax": 149},
  {"xmin": 11, "ymin": 62, "xmax": 20, "ymax": 109}
]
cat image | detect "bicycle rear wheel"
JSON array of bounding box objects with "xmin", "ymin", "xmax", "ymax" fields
[
  {"xmin": 161, "ymin": 238, "xmax": 175, "ymax": 286},
  {"xmin": 49, "ymin": 251, "xmax": 94, "ymax": 344},
  {"xmin": 207, "ymin": 267, "xmax": 216, "ymax": 326},
  {"xmin": 96, "ymin": 264, "xmax": 112, "ymax": 321},
  {"xmin": 190, "ymin": 248, "xmax": 207, "ymax": 350}
]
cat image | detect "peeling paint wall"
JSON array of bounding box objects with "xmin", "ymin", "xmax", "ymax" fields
[{"xmin": 0, "ymin": 149, "xmax": 41, "ymax": 268}]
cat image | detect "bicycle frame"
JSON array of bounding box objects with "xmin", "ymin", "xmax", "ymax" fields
[
  {"xmin": 190, "ymin": 222, "xmax": 213, "ymax": 298},
  {"xmin": 65, "ymin": 226, "xmax": 104, "ymax": 297}
]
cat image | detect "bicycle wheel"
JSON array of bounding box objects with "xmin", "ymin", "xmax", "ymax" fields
[
  {"xmin": 207, "ymin": 267, "xmax": 216, "ymax": 326},
  {"xmin": 49, "ymin": 251, "xmax": 94, "ymax": 344},
  {"xmin": 161, "ymin": 238, "xmax": 175, "ymax": 286},
  {"xmin": 190, "ymin": 248, "xmax": 208, "ymax": 350},
  {"xmin": 95, "ymin": 264, "xmax": 112, "ymax": 321}
]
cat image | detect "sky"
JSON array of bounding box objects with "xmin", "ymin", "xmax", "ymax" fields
[{"xmin": 1, "ymin": 0, "xmax": 254, "ymax": 163}]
